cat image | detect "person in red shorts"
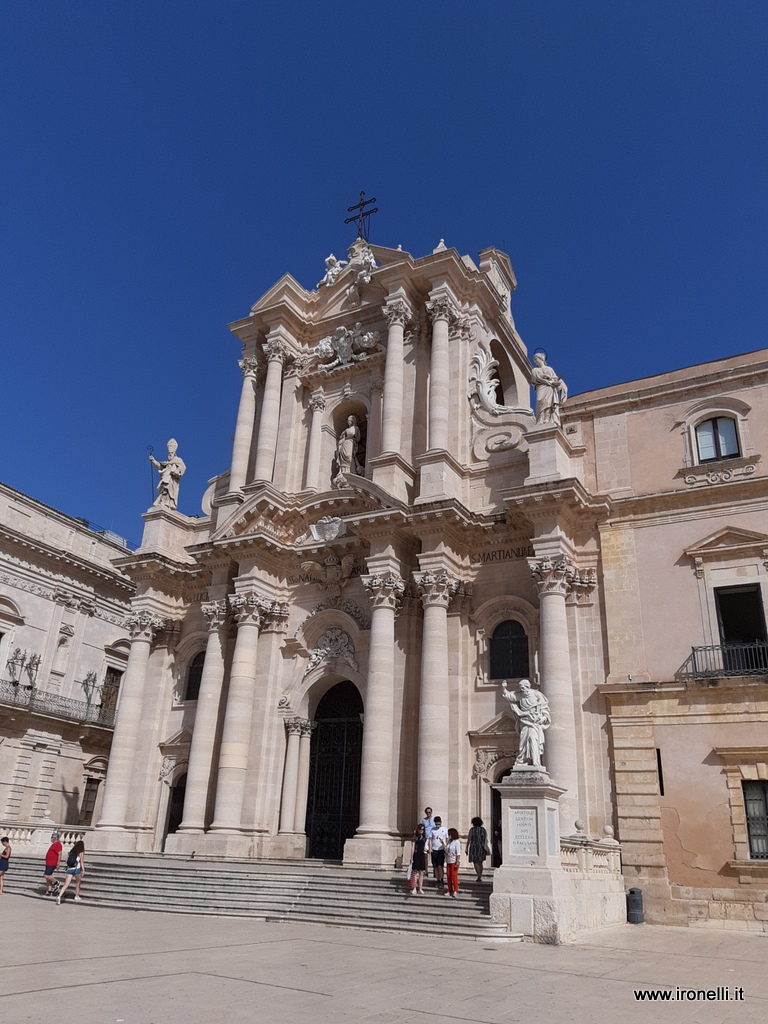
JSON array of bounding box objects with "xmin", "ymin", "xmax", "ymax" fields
[{"xmin": 43, "ymin": 832, "xmax": 62, "ymax": 896}]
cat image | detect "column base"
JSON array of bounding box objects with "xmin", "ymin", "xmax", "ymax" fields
[
  {"xmin": 89, "ymin": 828, "xmax": 156, "ymax": 854},
  {"xmin": 262, "ymin": 833, "xmax": 308, "ymax": 860},
  {"xmin": 343, "ymin": 833, "xmax": 403, "ymax": 870},
  {"xmin": 414, "ymin": 449, "xmax": 464, "ymax": 503},
  {"xmin": 164, "ymin": 831, "xmax": 267, "ymax": 859},
  {"xmin": 368, "ymin": 452, "xmax": 415, "ymax": 503}
]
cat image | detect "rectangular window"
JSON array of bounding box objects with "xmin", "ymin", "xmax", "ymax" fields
[
  {"xmin": 716, "ymin": 417, "xmax": 739, "ymax": 457},
  {"xmin": 79, "ymin": 777, "xmax": 101, "ymax": 826},
  {"xmin": 743, "ymin": 781, "xmax": 768, "ymax": 859}
]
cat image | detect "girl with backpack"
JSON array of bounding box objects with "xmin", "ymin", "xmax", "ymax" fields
[{"xmin": 56, "ymin": 841, "xmax": 85, "ymax": 904}]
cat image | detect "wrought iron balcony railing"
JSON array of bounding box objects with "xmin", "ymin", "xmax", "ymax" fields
[
  {"xmin": 0, "ymin": 678, "xmax": 116, "ymax": 727},
  {"xmin": 690, "ymin": 641, "xmax": 768, "ymax": 679}
]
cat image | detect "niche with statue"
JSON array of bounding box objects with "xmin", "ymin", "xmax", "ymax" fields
[{"xmin": 331, "ymin": 401, "xmax": 368, "ymax": 487}]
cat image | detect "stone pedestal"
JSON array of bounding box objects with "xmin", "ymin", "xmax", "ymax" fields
[
  {"xmin": 523, "ymin": 423, "xmax": 585, "ymax": 486},
  {"xmin": 490, "ymin": 770, "xmax": 625, "ymax": 943}
]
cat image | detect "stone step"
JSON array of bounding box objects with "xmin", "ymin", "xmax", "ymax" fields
[{"xmin": 10, "ymin": 856, "xmax": 516, "ymax": 939}]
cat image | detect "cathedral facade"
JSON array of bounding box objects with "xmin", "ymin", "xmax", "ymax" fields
[{"xmin": 91, "ymin": 237, "xmax": 768, "ymax": 928}]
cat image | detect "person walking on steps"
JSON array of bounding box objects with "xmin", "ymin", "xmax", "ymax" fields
[
  {"xmin": 409, "ymin": 824, "xmax": 428, "ymax": 896},
  {"xmin": 56, "ymin": 841, "xmax": 85, "ymax": 904},
  {"xmin": 429, "ymin": 817, "xmax": 449, "ymax": 889},
  {"xmin": 445, "ymin": 828, "xmax": 462, "ymax": 898},
  {"xmin": 43, "ymin": 832, "xmax": 62, "ymax": 896},
  {"xmin": 466, "ymin": 816, "xmax": 490, "ymax": 880}
]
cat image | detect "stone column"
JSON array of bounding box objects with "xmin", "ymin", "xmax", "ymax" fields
[
  {"xmin": 293, "ymin": 720, "xmax": 314, "ymax": 833},
  {"xmin": 529, "ymin": 556, "xmax": 585, "ymax": 825},
  {"xmin": 367, "ymin": 377, "xmax": 383, "ymax": 465},
  {"xmin": 97, "ymin": 612, "xmax": 165, "ymax": 829},
  {"xmin": 253, "ymin": 337, "xmax": 286, "ymax": 483},
  {"xmin": 209, "ymin": 593, "xmax": 262, "ymax": 832},
  {"xmin": 229, "ymin": 357, "xmax": 260, "ymax": 492},
  {"xmin": 414, "ymin": 571, "xmax": 460, "ymax": 815},
  {"xmin": 304, "ymin": 391, "xmax": 326, "ymax": 491},
  {"xmin": 177, "ymin": 601, "xmax": 229, "ymax": 833},
  {"xmin": 380, "ymin": 300, "xmax": 411, "ymax": 454},
  {"xmin": 355, "ymin": 573, "xmax": 405, "ymax": 836},
  {"xmin": 279, "ymin": 718, "xmax": 303, "ymax": 833},
  {"xmin": 425, "ymin": 296, "xmax": 453, "ymax": 452}
]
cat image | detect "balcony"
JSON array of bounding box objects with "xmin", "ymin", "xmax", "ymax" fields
[
  {"xmin": 689, "ymin": 641, "xmax": 768, "ymax": 680},
  {"xmin": 0, "ymin": 678, "xmax": 116, "ymax": 728}
]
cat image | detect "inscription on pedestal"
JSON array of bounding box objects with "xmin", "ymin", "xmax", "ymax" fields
[{"xmin": 510, "ymin": 807, "xmax": 538, "ymax": 855}]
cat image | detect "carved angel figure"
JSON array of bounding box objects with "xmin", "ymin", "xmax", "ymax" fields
[
  {"xmin": 347, "ymin": 241, "xmax": 377, "ymax": 286},
  {"xmin": 309, "ymin": 323, "xmax": 380, "ymax": 371},
  {"xmin": 317, "ymin": 253, "xmax": 347, "ymax": 288},
  {"xmin": 468, "ymin": 345, "xmax": 515, "ymax": 416},
  {"xmin": 300, "ymin": 548, "xmax": 356, "ymax": 606}
]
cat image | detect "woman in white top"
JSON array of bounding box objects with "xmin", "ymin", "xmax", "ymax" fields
[{"xmin": 445, "ymin": 828, "xmax": 462, "ymax": 899}]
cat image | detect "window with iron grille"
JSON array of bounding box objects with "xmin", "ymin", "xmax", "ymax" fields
[
  {"xmin": 489, "ymin": 620, "xmax": 530, "ymax": 680},
  {"xmin": 743, "ymin": 781, "xmax": 768, "ymax": 859}
]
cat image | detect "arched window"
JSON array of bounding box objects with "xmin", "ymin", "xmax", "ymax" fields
[
  {"xmin": 184, "ymin": 651, "xmax": 205, "ymax": 701},
  {"xmin": 695, "ymin": 417, "xmax": 740, "ymax": 463},
  {"xmin": 489, "ymin": 620, "xmax": 529, "ymax": 679}
]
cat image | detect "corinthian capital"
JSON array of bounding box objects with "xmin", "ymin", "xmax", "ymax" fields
[
  {"xmin": 260, "ymin": 600, "xmax": 290, "ymax": 633},
  {"xmin": 263, "ymin": 337, "xmax": 287, "ymax": 364},
  {"xmin": 529, "ymin": 556, "xmax": 595, "ymax": 598},
  {"xmin": 284, "ymin": 717, "xmax": 304, "ymax": 736},
  {"xmin": 308, "ymin": 393, "xmax": 326, "ymax": 413},
  {"xmin": 125, "ymin": 611, "xmax": 166, "ymax": 643},
  {"xmin": 228, "ymin": 592, "xmax": 263, "ymax": 627},
  {"xmin": 425, "ymin": 295, "xmax": 455, "ymax": 324},
  {"xmin": 201, "ymin": 600, "xmax": 229, "ymax": 632},
  {"xmin": 383, "ymin": 299, "xmax": 412, "ymax": 329},
  {"xmin": 413, "ymin": 570, "xmax": 462, "ymax": 609},
  {"xmin": 239, "ymin": 356, "xmax": 260, "ymax": 380},
  {"xmin": 362, "ymin": 572, "xmax": 405, "ymax": 611}
]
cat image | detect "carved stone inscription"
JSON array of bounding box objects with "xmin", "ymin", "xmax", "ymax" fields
[{"xmin": 509, "ymin": 807, "xmax": 538, "ymax": 856}]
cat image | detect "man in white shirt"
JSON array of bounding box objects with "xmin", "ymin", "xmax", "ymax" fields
[{"xmin": 428, "ymin": 816, "xmax": 449, "ymax": 889}]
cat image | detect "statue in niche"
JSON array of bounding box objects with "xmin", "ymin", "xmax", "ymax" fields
[
  {"xmin": 149, "ymin": 439, "xmax": 186, "ymax": 510},
  {"xmin": 317, "ymin": 253, "xmax": 347, "ymax": 288},
  {"xmin": 531, "ymin": 351, "xmax": 568, "ymax": 427},
  {"xmin": 501, "ymin": 678, "xmax": 551, "ymax": 768},
  {"xmin": 333, "ymin": 414, "xmax": 363, "ymax": 486}
]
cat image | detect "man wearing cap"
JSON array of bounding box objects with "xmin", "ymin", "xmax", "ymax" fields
[{"xmin": 43, "ymin": 832, "xmax": 62, "ymax": 896}]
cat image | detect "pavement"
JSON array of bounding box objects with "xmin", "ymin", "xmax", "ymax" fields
[{"xmin": 1, "ymin": 892, "xmax": 767, "ymax": 1024}]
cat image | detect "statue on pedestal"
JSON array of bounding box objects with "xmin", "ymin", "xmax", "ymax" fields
[
  {"xmin": 531, "ymin": 351, "xmax": 568, "ymax": 427},
  {"xmin": 501, "ymin": 678, "xmax": 551, "ymax": 768},
  {"xmin": 149, "ymin": 439, "xmax": 186, "ymax": 510}
]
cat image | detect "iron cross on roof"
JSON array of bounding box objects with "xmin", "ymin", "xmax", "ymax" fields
[{"xmin": 344, "ymin": 191, "xmax": 378, "ymax": 241}]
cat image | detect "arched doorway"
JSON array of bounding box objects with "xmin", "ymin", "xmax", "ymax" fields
[
  {"xmin": 305, "ymin": 680, "xmax": 363, "ymax": 860},
  {"xmin": 164, "ymin": 772, "xmax": 187, "ymax": 844}
]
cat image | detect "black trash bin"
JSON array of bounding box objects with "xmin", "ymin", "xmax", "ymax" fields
[{"xmin": 626, "ymin": 887, "xmax": 644, "ymax": 924}]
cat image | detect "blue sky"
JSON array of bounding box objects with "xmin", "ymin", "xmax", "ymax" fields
[{"xmin": 2, "ymin": 1, "xmax": 766, "ymax": 545}]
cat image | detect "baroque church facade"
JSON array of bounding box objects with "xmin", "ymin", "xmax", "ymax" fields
[{"xmin": 89, "ymin": 236, "xmax": 768, "ymax": 929}]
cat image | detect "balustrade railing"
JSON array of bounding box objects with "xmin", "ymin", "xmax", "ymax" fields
[
  {"xmin": 690, "ymin": 641, "xmax": 768, "ymax": 679},
  {"xmin": 0, "ymin": 678, "xmax": 115, "ymax": 727},
  {"xmin": 560, "ymin": 837, "xmax": 622, "ymax": 876}
]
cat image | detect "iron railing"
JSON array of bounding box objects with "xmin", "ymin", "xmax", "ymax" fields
[
  {"xmin": 690, "ymin": 642, "xmax": 768, "ymax": 679},
  {"xmin": 0, "ymin": 678, "xmax": 116, "ymax": 727}
]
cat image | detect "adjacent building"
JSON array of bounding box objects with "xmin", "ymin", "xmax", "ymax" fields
[{"xmin": 0, "ymin": 483, "xmax": 133, "ymax": 836}]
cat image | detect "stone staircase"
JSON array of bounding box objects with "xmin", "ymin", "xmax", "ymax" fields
[{"xmin": 8, "ymin": 855, "xmax": 519, "ymax": 940}]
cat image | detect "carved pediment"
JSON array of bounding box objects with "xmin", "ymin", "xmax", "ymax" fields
[
  {"xmin": 685, "ymin": 527, "xmax": 768, "ymax": 563},
  {"xmin": 468, "ymin": 710, "xmax": 518, "ymax": 741},
  {"xmin": 159, "ymin": 726, "xmax": 192, "ymax": 751}
]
